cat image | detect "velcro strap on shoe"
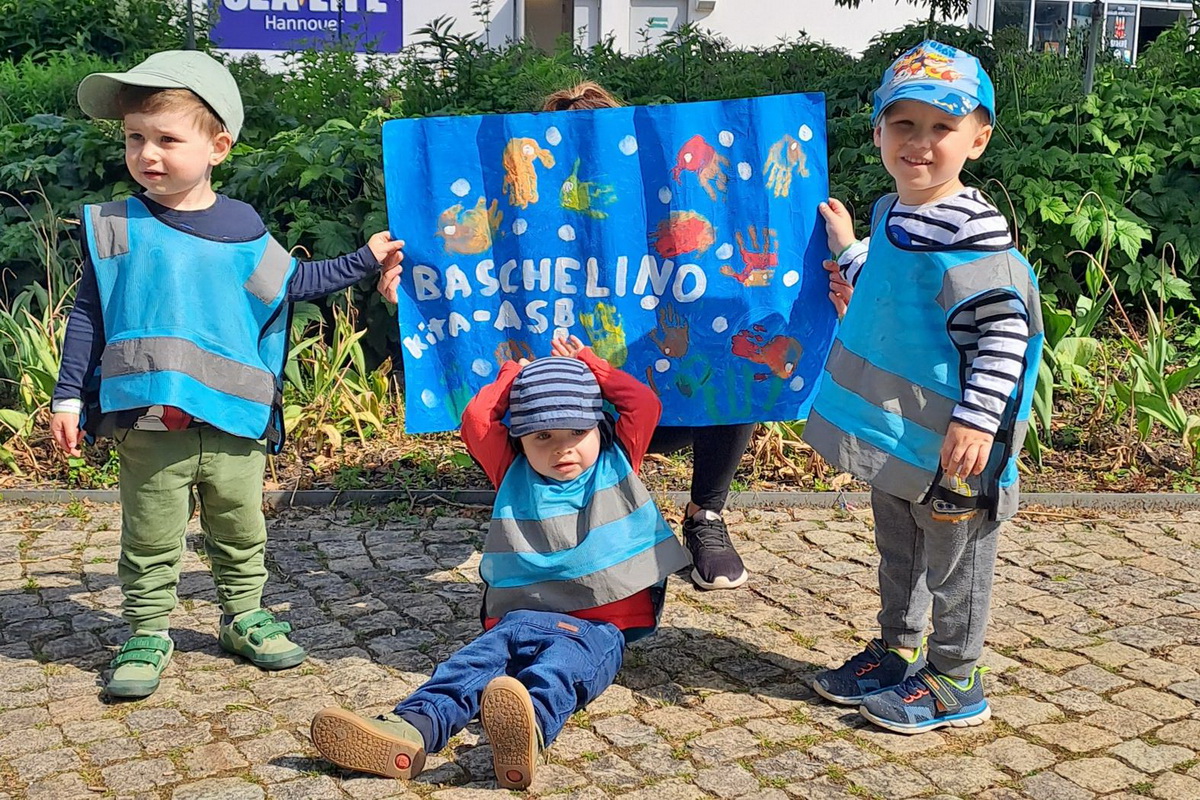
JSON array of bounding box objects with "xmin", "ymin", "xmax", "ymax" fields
[
  {"xmin": 232, "ymin": 609, "xmax": 276, "ymax": 636},
  {"xmin": 918, "ymin": 668, "xmax": 962, "ymax": 712},
  {"xmin": 110, "ymin": 636, "xmax": 171, "ymax": 668},
  {"xmin": 247, "ymin": 621, "xmax": 292, "ymax": 645}
]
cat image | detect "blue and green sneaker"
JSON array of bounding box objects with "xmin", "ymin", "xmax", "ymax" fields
[
  {"xmin": 859, "ymin": 664, "xmax": 991, "ymax": 734},
  {"xmin": 811, "ymin": 639, "xmax": 925, "ymax": 705}
]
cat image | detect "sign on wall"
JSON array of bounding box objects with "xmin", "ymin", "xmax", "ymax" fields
[
  {"xmin": 382, "ymin": 94, "xmax": 834, "ymax": 434},
  {"xmin": 209, "ymin": 0, "xmax": 403, "ymax": 52}
]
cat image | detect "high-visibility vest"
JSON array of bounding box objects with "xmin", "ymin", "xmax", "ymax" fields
[
  {"xmin": 480, "ymin": 444, "xmax": 691, "ymax": 636},
  {"xmin": 804, "ymin": 194, "xmax": 1044, "ymax": 521},
  {"xmin": 83, "ymin": 197, "xmax": 297, "ymax": 451}
]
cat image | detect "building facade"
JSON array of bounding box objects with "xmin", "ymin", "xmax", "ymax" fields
[{"xmin": 969, "ymin": 0, "xmax": 1195, "ymax": 62}]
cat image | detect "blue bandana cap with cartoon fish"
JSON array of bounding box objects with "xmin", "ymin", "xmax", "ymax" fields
[{"xmin": 871, "ymin": 40, "xmax": 996, "ymax": 126}]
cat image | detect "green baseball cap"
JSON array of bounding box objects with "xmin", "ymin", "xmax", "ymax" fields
[{"xmin": 77, "ymin": 50, "xmax": 244, "ymax": 141}]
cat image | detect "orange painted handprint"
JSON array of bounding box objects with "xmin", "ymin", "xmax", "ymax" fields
[
  {"xmin": 720, "ymin": 226, "xmax": 779, "ymax": 287},
  {"xmin": 502, "ymin": 137, "xmax": 556, "ymax": 209}
]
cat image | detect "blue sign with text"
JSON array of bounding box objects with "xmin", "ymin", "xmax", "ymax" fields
[
  {"xmin": 209, "ymin": 0, "xmax": 402, "ymax": 52},
  {"xmin": 382, "ymin": 95, "xmax": 834, "ymax": 434}
]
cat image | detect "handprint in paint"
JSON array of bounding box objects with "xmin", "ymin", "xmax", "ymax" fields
[
  {"xmin": 436, "ymin": 197, "xmax": 502, "ymax": 255},
  {"xmin": 494, "ymin": 339, "xmax": 535, "ymax": 366},
  {"xmin": 731, "ymin": 323, "xmax": 803, "ymax": 381},
  {"xmin": 720, "ymin": 226, "xmax": 779, "ymax": 287},
  {"xmin": 763, "ymin": 134, "xmax": 809, "ymax": 199},
  {"xmin": 648, "ymin": 303, "xmax": 691, "ymax": 359},
  {"xmin": 579, "ymin": 302, "xmax": 628, "ymax": 368},
  {"xmin": 671, "ymin": 134, "xmax": 730, "ymax": 202},
  {"xmin": 502, "ymin": 137, "xmax": 556, "ymax": 208}
]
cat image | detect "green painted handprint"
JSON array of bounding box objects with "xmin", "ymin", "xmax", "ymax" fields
[{"xmin": 579, "ymin": 303, "xmax": 628, "ymax": 368}]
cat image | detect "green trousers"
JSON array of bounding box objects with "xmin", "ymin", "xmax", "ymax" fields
[{"xmin": 116, "ymin": 426, "xmax": 268, "ymax": 633}]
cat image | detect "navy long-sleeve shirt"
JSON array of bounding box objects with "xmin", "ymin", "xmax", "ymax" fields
[{"xmin": 52, "ymin": 193, "xmax": 381, "ymax": 412}]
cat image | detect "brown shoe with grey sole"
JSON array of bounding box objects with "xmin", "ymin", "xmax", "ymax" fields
[
  {"xmin": 310, "ymin": 706, "xmax": 426, "ymax": 779},
  {"xmin": 480, "ymin": 676, "xmax": 540, "ymax": 790}
]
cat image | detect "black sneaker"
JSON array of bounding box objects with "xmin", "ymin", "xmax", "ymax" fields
[{"xmin": 683, "ymin": 510, "xmax": 748, "ymax": 590}]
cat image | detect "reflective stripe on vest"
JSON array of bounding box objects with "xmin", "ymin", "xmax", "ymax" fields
[
  {"xmin": 481, "ymin": 446, "xmax": 691, "ymax": 619},
  {"xmin": 84, "ymin": 197, "xmax": 297, "ymax": 443},
  {"xmin": 805, "ymin": 195, "xmax": 1043, "ymax": 521}
]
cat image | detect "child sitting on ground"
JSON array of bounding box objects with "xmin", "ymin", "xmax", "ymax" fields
[
  {"xmin": 804, "ymin": 40, "xmax": 1043, "ymax": 734},
  {"xmin": 311, "ymin": 335, "xmax": 690, "ymax": 788}
]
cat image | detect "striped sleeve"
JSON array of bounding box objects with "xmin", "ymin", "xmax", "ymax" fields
[
  {"xmin": 949, "ymin": 294, "xmax": 1031, "ymax": 435},
  {"xmin": 837, "ymin": 237, "xmax": 870, "ymax": 286}
]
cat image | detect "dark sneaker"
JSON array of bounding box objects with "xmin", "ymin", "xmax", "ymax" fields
[
  {"xmin": 106, "ymin": 633, "xmax": 174, "ymax": 698},
  {"xmin": 311, "ymin": 707, "xmax": 427, "ymax": 779},
  {"xmin": 480, "ymin": 676, "xmax": 541, "ymax": 790},
  {"xmin": 683, "ymin": 510, "xmax": 748, "ymax": 590},
  {"xmin": 859, "ymin": 665, "xmax": 991, "ymax": 734},
  {"xmin": 811, "ymin": 638, "xmax": 925, "ymax": 705}
]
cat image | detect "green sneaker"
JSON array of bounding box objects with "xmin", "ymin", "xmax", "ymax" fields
[
  {"xmin": 218, "ymin": 609, "xmax": 306, "ymax": 670},
  {"xmin": 311, "ymin": 707, "xmax": 427, "ymax": 779},
  {"xmin": 106, "ymin": 634, "xmax": 173, "ymax": 698}
]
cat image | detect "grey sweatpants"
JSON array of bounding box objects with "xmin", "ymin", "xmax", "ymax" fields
[{"xmin": 871, "ymin": 487, "xmax": 1004, "ymax": 678}]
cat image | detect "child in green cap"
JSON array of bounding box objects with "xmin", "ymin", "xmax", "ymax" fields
[{"xmin": 50, "ymin": 50, "xmax": 405, "ymax": 698}]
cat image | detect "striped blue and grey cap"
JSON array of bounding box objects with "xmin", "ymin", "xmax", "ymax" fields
[{"xmin": 508, "ymin": 357, "xmax": 604, "ymax": 438}]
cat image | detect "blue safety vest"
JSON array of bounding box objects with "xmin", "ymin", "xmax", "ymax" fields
[
  {"xmin": 82, "ymin": 197, "xmax": 297, "ymax": 451},
  {"xmin": 480, "ymin": 444, "xmax": 691, "ymax": 640},
  {"xmin": 804, "ymin": 194, "xmax": 1044, "ymax": 521}
]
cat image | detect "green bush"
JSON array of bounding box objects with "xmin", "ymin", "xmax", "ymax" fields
[{"xmin": 0, "ymin": 0, "xmax": 187, "ymax": 63}]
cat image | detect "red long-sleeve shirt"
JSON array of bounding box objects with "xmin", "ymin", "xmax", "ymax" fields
[{"xmin": 461, "ymin": 349, "xmax": 663, "ymax": 631}]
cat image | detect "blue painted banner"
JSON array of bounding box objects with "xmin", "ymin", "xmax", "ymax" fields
[
  {"xmin": 209, "ymin": 0, "xmax": 402, "ymax": 52},
  {"xmin": 382, "ymin": 94, "xmax": 835, "ymax": 434}
]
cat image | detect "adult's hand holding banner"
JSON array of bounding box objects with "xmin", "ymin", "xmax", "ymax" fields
[{"xmin": 382, "ymin": 94, "xmax": 835, "ymax": 433}]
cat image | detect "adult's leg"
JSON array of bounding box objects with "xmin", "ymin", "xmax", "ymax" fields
[{"xmin": 689, "ymin": 423, "xmax": 755, "ymax": 512}]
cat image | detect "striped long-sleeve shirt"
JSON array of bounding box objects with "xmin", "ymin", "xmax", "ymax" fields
[{"xmin": 837, "ymin": 188, "xmax": 1031, "ymax": 436}]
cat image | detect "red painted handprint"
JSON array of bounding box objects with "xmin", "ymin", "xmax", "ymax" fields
[
  {"xmin": 720, "ymin": 226, "xmax": 779, "ymax": 287},
  {"xmin": 731, "ymin": 324, "xmax": 803, "ymax": 381}
]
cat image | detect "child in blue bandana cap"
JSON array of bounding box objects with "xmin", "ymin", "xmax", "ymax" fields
[{"xmin": 803, "ymin": 40, "xmax": 1044, "ymax": 734}]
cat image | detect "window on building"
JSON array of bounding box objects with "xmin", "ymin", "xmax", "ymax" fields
[
  {"xmin": 993, "ymin": 0, "xmax": 1033, "ymax": 41},
  {"xmin": 1033, "ymin": 0, "xmax": 1070, "ymax": 52},
  {"xmin": 1106, "ymin": 3, "xmax": 1137, "ymax": 62}
]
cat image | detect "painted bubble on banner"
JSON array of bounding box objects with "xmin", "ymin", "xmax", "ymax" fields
[{"xmin": 382, "ymin": 93, "xmax": 834, "ymax": 432}]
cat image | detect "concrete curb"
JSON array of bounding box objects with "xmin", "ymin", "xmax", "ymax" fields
[{"xmin": 2, "ymin": 488, "xmax": 1199, "ymax": 511}]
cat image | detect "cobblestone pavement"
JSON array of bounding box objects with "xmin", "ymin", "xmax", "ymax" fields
[{"xmin": 1, "ymin": 500, "xmax": 1198, "ymax": 800}]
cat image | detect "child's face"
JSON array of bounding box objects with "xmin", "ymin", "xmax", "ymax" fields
[
  {"xmin": 123, "ymin": 110, "xmax": 233, "ymax": 210},
  {"xmin": 874, "ymin": 100, "xmax": 992, "ymax": 205},
  {"xmin": 520, "ymin": 427, "xmax": 602, "ymax": 481}
]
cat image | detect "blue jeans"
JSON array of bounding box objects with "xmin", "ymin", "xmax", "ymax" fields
[{"xmin": 394, "ymin": 609, "xmax": 626, "ymax": 753}]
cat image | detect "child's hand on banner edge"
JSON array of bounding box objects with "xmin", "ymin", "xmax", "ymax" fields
[
  {"xmin": 818, "ymin": 197, "xmax": 856, "ymax": 256},
  {"xmin": 824, "ymin": 259, "xmax": 852, "ymax": 318},
  {"xmin": 550, "ymin": 335, "xmax": 587, "ymax": 359}
]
